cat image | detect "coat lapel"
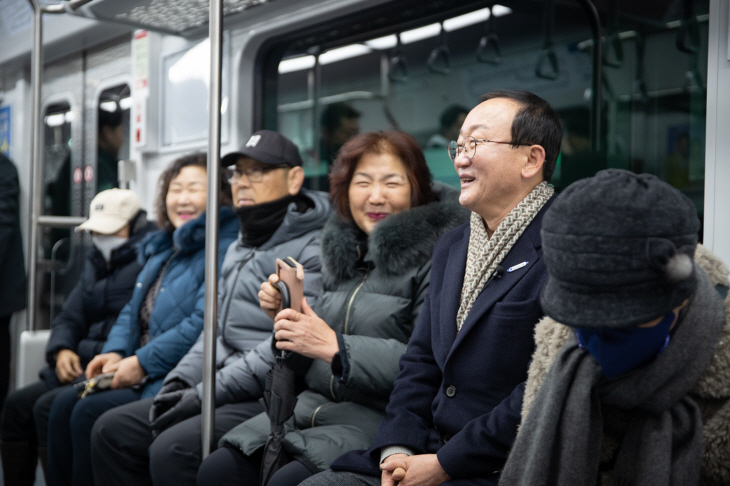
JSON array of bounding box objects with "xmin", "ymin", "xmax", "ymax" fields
[
  {"xmin": 446, "ymin": 217, "xmax": 543, "ymax": 362},
  {"xmin": 438, "ymin": 226, "xmax": 470, "ymax": 358}
]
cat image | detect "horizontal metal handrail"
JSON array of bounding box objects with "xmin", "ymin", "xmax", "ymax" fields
[
  {"xmin": 37, "ymin": 216, "xmax": 87, "ymax": 228},
  {"xmin": 278, "ymin": 91, "xmax": 381, "ymax": 113}
]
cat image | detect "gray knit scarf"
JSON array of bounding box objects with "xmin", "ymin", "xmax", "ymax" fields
[
  {"xmin": 500, "ymin": 267, "xmax": 725, "ymax": 486},
  {"xmin": 456, "ymin": 181, "xmax": 554, "ymax": 331}
]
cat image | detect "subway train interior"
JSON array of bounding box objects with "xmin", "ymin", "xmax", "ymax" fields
[{"xmin": 1, "ymin": 0, "xmax": 729, "ymax": 484}]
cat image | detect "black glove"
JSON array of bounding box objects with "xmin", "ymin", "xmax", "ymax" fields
[
  {"xmin": 148, "ymin": 379, "xmax": 189, "ymax": 424},
  {"xmin": 157, "ymin": 378, "xmax": 189, "ymax": 396},
  {"xmin": 149, "ymin": 388, "xmax": 201, "ymax": 435}
]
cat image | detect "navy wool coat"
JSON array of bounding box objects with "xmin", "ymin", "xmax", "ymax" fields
[{"xmin": 334, "ymin": 199, "xmax": 553, "ymax": 485}]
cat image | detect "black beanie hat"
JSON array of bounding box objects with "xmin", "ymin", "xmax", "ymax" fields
[{"xmin": 540, "ymin": 169, "xmax": 700, "ymax": 328}]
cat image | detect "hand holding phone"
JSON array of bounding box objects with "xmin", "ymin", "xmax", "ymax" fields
[{"xmin": 275, "ymin": 257, "xmax": 304, "ymax": 313}]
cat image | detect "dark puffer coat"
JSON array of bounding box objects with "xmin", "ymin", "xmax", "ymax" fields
[
  {"xmin": 41, "ymin": 214, "xmax": 156, "ymax": 388},
  {"xmin": 220, "ymin": 184, "xmax": 469, "ymax": 471}
]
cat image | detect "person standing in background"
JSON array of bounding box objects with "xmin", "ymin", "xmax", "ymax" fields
[
  {"xmin": 426, "ymin": 105, "xmax": 469, "ymax": 149},
  {"xmin": 0, "ymin": 152, "xmax": 27, "ymax": 411},
  {"xmin": 96, "ymin": 107, "xmax": 124, "ymax": 192}
]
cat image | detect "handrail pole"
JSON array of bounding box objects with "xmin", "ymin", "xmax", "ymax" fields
[
  {"xmin": 202, "ymin": 0, "xmax": 224, "ymax": 459},
  {"xmin": 26, "ymin": 0, "xmax": 43, "ymax": 333},
  {"xmin": 576, "ymin": 0, "xmax": 603, "ymax": 152}
]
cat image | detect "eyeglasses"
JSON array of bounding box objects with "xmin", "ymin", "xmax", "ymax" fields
[
  {"xmin": 447, "ymin": 136, "xmax": 531, "ymax": 161},
  {"xmin": 225, "ymin": 164, "xmax": 289, "ymax": 184}
]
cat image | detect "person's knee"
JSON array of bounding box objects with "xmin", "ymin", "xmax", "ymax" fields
[
  {"xmin": 90, "ymin": 408, "xmax": 119, "ymax": 456},
  {"xmin": 1, "ymin": 388, "xmax": 23, "ymax": 429},
  {"xmin": 149, "ymin": 423, "xmax": 189, "ymax": 466},
  {"xmin": 49, "ymin": 387, "xmax": 78, "ymax": 424}
]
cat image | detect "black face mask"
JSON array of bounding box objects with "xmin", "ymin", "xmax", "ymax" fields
[{"xmin": 235, "ymin": 194, "xmax": 310, "ymax": 247}]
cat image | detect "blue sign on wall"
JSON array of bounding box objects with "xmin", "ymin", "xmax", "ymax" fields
[{"xmin": 0, "ymin": 106, "xmax": 10, "ymax": 158}]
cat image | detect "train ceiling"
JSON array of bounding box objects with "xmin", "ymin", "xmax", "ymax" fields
[{"xmin": 64, "ymin": 0, "xmax": 272, "ymax": 37}]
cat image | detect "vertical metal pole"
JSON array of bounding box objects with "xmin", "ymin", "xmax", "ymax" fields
[
  {"xmin": 576, "ymin": 0, "xmax": 603, "ymax": 152},
  {"xmin": 311, "ymin": 57, "xmax": 321, "ymax": 190},
  {"xmin": 26, "ymin": 0, "xmax": 43, "ymax": 333},
  {"xmin": 202, "ymin": 0, "xmax": 223, "ymax": 458}
]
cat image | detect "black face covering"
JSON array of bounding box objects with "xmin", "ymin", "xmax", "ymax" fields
[{"xmin": 235, "ymin": 194, "xmax": 311, "ymax": 247}]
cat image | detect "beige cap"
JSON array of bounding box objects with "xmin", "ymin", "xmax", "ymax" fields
[{"xmin": 76, "ymin": 189, "xmax": 142, "ymax": 235}]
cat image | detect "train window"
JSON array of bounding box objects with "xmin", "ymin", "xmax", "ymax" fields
[
  {"xmin": 97, "ymin": 84, "xmax": 131, "ymax": 192},
  {"xmin": 261, "ymin": 0, "xmax": 709, "ymax": 228},
  {"xmin": 162, "ymin": 36, "xmax": 230, "ymax": 146},
  {"xmin": 43, "ymin": 101, "xmax": 73, "ymax": 222}
]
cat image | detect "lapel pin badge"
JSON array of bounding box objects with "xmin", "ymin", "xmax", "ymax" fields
[{"xmin": 507, "ymin": 261, "xmax": 528, "ymax": 273}]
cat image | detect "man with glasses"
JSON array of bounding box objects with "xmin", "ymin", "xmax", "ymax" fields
[
  {"xmin": 302, "ymin": 89, "xmax": 562, "ymax": 486},
  {"xmin": 90, "ymin": 130, "xmax": 332, "ymax": 486}
]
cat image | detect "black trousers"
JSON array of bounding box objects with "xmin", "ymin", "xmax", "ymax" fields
[
  {"xmin": 91, "ymin": 396, "xmax": 264, "ymax": 486},
  {"xmin": 0, "ymin": 314, "xmax": 12, "ymax": 412},
  {"xmin": 196, "ymin": 446, "xmax": 314, "ymax": 486},
  {"xmin": 1, "ymin": 380, "xmax": 66, "ymax": 446}
]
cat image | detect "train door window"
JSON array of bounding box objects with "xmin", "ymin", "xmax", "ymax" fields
[
  {"xmin": 97, "ymin": 84, "xmax": 131, "ymax": 192},
  {"xmin": 162, "ymin": 36, "xmax": 230, "ymax": 147},
  {"xmin": 41, "ymin": 100, "xmax": 79, "ymax": 322},
  {"xmin": 43, "ymin": 101, "xmax": 73, "ymax": 221},
  {"xmin": 261, "ymin": 0, "xmax": 710, "ymax": 225}
]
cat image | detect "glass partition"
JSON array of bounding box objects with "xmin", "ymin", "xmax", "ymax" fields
[{"xmin": 40, "ymin": 100, "xmax": 83, "ymax": 324}]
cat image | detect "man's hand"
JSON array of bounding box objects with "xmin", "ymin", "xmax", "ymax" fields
[
  {"xmin": 273, "ymin": 298, "xmax": 338, "ymax": 363},
  {"xmin": 380, "ymin": 453, "xmax": 409, "ymax": 486},
  {"xmin": 381, "ymin": 454, "xmax": 450, "ymax": 486},
  {"xmin": 85, "ymin": 352, "xmax": 122, "ymax": 379},
  {"xmin": 55, "ymin": 349, "xmax": 83, "ymax": 384},
  {"xmin": 259, "ymin": 274, "xmax": 283, "ymax": 320},
  {"xmin": 110, "ymin": 355, "xmax": 146, "ymax": 389},
  {"xmin": 149, "ymin": 388, "xmax": 201, "ymax": 435}
]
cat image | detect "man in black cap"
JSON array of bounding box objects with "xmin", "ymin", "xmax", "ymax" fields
[
  {"xmin": 501, "ymin": 169, "xmax": 730, "ymax": 485},
  {"xmin": 89, "ymin": 130, "xmax": 332, "ymax": 486}
]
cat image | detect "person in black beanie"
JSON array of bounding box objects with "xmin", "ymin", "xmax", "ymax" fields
[
  {"xmin": 89, "ymin": 130, "xmax": 331, "ymax": 486},
  {"xmin": 501, "ymin": 169, "xmax": 730, "ymax": 485}
]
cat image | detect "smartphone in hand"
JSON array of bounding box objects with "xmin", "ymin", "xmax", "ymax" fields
[{"xmin": 275, "ymin": 257, "xmax": 304, "ymax": 313}]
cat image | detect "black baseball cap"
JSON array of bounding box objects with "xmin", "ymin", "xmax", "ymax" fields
[{"xmin": 222, "ymin": 130, "xmax": 303, "ymax": 168}]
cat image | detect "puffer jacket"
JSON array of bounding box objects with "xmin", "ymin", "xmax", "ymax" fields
[
  {"xmin": 521, "ymin": 244, "xmax": 730, "ymax": 485},
  {"xmin": 40, "ymin": 213, "xmax": 156, "ymax": 388},
  {"xmin": 164, "ymin": 190, "xmax": 332, "ymax": 404},
  {"xmin": 220, "ymin": 184, "xmax": 469, "ymax": 471},
  {"xmin": 101, "ymin": 207, "xmax": 238, "ymax": 398}
]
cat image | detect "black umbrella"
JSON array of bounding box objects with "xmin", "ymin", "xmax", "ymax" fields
[{"xmin": 259, "ymin": 349, "xmax": 299, "ymax": 486}]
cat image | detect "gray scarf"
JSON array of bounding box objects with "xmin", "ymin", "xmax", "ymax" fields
[
  {"xmin": 500, "ymin": 267, "xmax": 725, "ymax": 486},
  {"xmin": 457, "ymin": 181, "xmax": 554, "ymax": 331}
]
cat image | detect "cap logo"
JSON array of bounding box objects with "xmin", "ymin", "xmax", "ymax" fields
[
  {"xmin": 245, "ymin": 135, "xmax": 261, "ymax": 147},
  {"xmin": 95, "ymin": 204, "xmax": 104, "ymax": 210}
]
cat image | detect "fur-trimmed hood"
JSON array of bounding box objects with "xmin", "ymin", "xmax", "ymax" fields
[
  {"xmin": 522, "ymin": 243, "xmax": 730, "ymax": 484},
  {"xmin": 320, "ymin": 183, "xmax": 468, "ymax": 284}
]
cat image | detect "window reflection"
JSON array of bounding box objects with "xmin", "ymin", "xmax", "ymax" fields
[{"xmin": 266, "ymin": 0, "xmax": 708, "ymax": 228}]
